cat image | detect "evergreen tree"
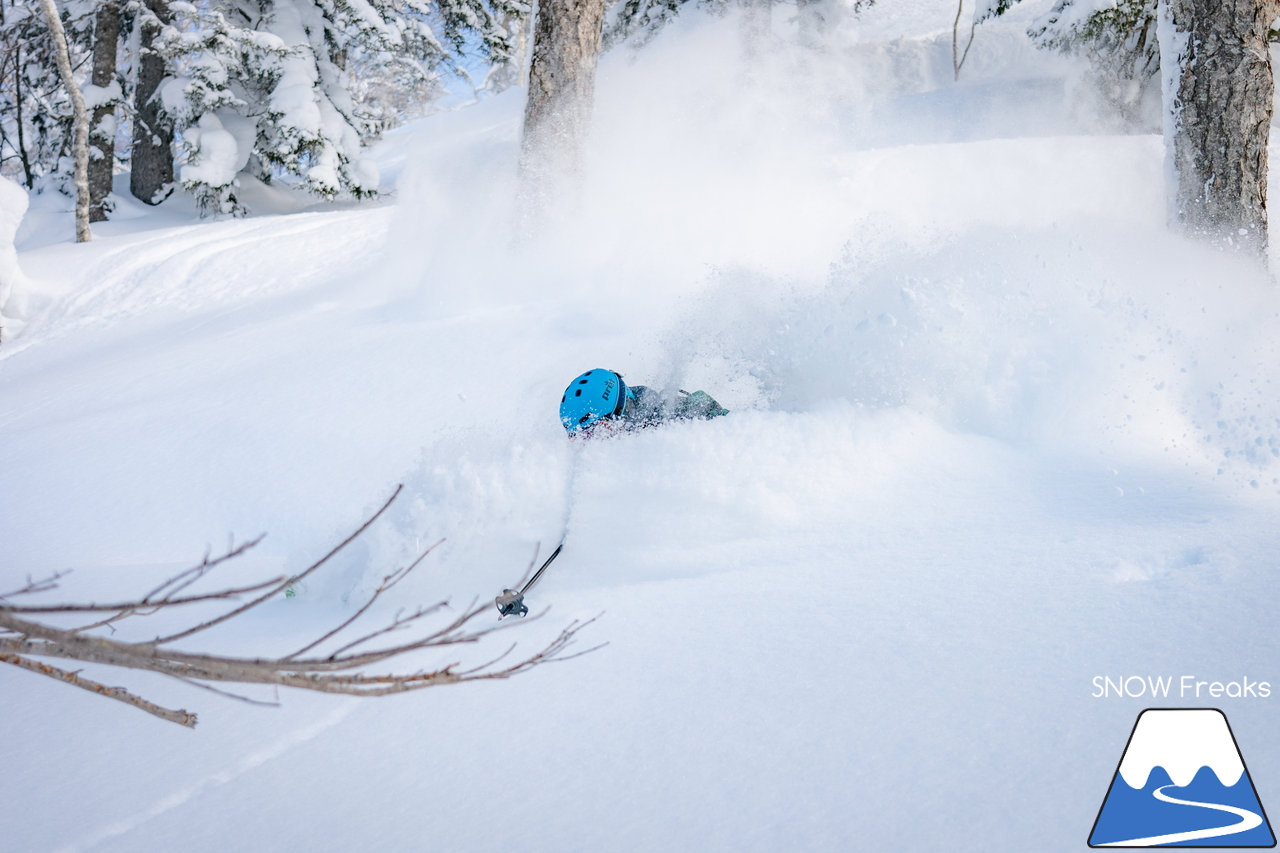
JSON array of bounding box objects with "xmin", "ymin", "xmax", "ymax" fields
[
  {"xmin": 157, "ymin": 0, "xmax": 525, "ymax": 214},
  {"xmin": 1029, "ymin": 0, "xmax": 1159, "ymax": 125},
  {"xmin": 0, "ymin": 0, "xmax": 130, "ymax": 216},
  {"xmin": 996, "ymin": 0, "xmax": 1277, "ymax": 252},
  {"xmin": 0, "ymin": 0, "xmax": 94, "ymax": 192},
  {"xmin": 0, "ymin": 0, "xmax": 525, "ymax": 216},
  {"xmin": 604, "ymin": 0, "xmax": 871, "ymax": 49}
]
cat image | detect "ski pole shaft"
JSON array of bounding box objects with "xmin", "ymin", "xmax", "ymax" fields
[{"xmin": 521, "ymin": 542, "xmax": 563, "ymax": 594}]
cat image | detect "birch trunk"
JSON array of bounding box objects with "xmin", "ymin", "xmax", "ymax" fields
[
  {"xmin": 1159, "ymin": 0, "xmax": 1280, "ymax": 255},
  {"xmin": 36, "ymin": 0, "xmax": 90, "ymax": 242},
  {"xmin": 130, "ymin": 0, "xmax": 172, "ymax": 205},
  {"xmin": 517, "ymin": 0, "xmax": 609, "ymax": 222},
  {"xmin": 89, "ymin": 0, "xmax": 118, "ymax": 222}
]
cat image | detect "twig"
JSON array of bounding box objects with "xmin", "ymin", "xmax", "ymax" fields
[
  {"xmin": 171, "ymin": 676, "xmax": 281, "ymax": 708},
  {"xmin": 0, "ymin": 570, "xmax": 71, "ymax": 601},
  {"xmin": 323, "ymin": 601, "xmax": 453, "ymax": 659},
  {"xmin": 282, "ymin": 538, "xmax": 442, "ymax": 661},
  {"xmin": 139, "ymin": 534, "xmax": 265, "ymax": 603},
  {"xmin": 5, "ymin": 577, "xmax": 287, "ymax": 614},
  {"xmin": 150, "ymin": 485, "xmax": 403, "ymax": 645},
  {"xmin": 0, "ymin": 652, "xmax": 196, "ymax": 727}
]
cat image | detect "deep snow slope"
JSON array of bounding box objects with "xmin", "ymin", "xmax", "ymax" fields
[{"xmin": 4, "ymin": 2, "xmax": 1280, "ymax": 852}]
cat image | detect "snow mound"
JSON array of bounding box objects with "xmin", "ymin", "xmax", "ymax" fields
[{"xmin": 0, "ymin": 175, "xmax": 30, "ymax": 326}]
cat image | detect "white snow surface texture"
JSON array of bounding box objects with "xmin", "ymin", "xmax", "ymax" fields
[{"xmin": 4, "ymin": 2, "xmax": 1280, "ymax": 851}]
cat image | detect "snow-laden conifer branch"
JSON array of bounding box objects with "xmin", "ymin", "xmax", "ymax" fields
[
  {"xmin": 154, "ymin": 0, "xmax": 527, "ymax": 214},
  {"xmin": 0, "ymin": 485, "xmax": 598, "ymax": 727}
]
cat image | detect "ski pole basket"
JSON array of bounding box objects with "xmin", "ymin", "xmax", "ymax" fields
[{"xmin": 494, "ymin": 542, "xmax": 563, "ymax": 618}]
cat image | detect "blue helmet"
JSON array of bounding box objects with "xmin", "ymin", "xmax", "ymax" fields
[{"xmin": 560, "ymin": 369, "xmax": 634, "ymax": 434}]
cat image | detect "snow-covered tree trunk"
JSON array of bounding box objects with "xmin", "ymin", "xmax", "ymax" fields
[
  {"xmin": 1158, "ymin": 0, "xmax": 1280, "ymax": 254},
  {"xmin": 130, "ymin": 0, "xmax": 172, "ymax": 205},
  {"xmin": 88, "ymin": 0, "xmax": 118, "ymax": 222},
  {"xmin": 35, "ymin": 0, "xmax": 90, "ymax": 242},
  {"xmin": 517, "ymin": 0, "xmax": 609, "ymax": 216}
]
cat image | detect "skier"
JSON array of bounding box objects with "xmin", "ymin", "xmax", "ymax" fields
[
  {"xmin": 559, "ymin": 369, "xmax": 728, "ymax": 436},
  {"xmin": 494, "ymin": 368, "xmax": 726, "ymax": 617}
]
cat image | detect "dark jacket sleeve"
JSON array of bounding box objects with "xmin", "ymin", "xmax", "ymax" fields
[
  {"xmin": 621, "ymin": 386, "xmax": 727, "ymax": 427},
  {"xmin": 621, "ymin": 385, "xmax": 667, "ymax": 426},
  {"xmin": 673, "ymin": 390, "xmax": 728, "ymax": 420}
]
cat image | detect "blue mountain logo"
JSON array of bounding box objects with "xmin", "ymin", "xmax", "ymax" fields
[{"xmin": 1089, "ymin": 708, "xmax": 1275, "ymax": 847}]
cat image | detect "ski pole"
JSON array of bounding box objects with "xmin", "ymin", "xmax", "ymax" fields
[
  {"xmin": 493, "ymin": 446, "xmax": 580, "ymax": 618},
  {"xmin": 495, "ymin": 542, "xmax": 563, "ymax": 618}
]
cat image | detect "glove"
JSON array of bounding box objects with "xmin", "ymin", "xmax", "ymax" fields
[{"xmin": 676, "ymin": 390, "xmax": 728, "ymax": 420}]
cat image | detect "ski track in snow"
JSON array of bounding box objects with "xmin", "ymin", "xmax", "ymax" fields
[
  {"xmin": 4, "ymin": 207, "xmax": 391, "ymax": 362},
  {"xmin": 50, "ymin": 704, "xmax": 355, "ymax": 853}
]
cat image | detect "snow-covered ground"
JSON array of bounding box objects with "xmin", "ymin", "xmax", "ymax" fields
[{"xmin": 4, "ymin": 2, "xmax": 1280, "ymax": 851}]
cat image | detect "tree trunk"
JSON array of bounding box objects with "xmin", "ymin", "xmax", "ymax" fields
[
  {"xmin": 1159, "ymin": 0, "xmax": 1280, "ymax": 254},
  {"xmin": 130, "ymin": 0, "xmax": 172, "ymax": 205},
  {"xmin": 13, "ymin": 44, "xmax": 34, "ymax": 190},
  {"xmin": 739, "ymin": 0, "xmax": 771, "ymax": 57},
  {"xmin": 36, "ymin": 0, "xmax": 90, "ymax": 242},
  {"xmin": 517, "ymin": 0, "xmax": 609, "ymax": 220},
  {"xmin": 89, "ymin": 0, "xmax": 118, "ymax": 222}
]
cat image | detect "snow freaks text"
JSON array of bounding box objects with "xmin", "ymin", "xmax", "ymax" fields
[{"xmin": 1092, "ymin": 677, "xmax": 1272, "ymax": 699}]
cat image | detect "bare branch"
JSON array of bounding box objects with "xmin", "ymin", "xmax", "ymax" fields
[
  {"xmin": 0, "ymin": 570, "xmax": 71, "ymax": 601},
  {"xmin": 0, "ymin": 484, "xmax": 599, "ymax": 727},
  {"xmin": 150, "ymin": 485, "xmax": 403, "ymax": 645},
  {"xmin": 322, "ymin": 600, "xmax": 454, "ymax": 660},
  {"xmin": 1, "ymin": 538, "xmax": 276, "ymax": 644},
  {"xmin": 170, "ymin": 676, "xmax": 281, "ymax": 708},
  {"xmin": 137, "ymin": 534, "xmax": 265, "ymax": 603},
  {"xmin": 3, "ymin": 615, "xmax": 596, "ymax": 695},
  {"xmin": 0, "ymin": 652, "xmax": 196, "ymax": 727},
  {"xmin": 4, "ymin": 578, "xmax": 287, "ymax": 615},
  {"xmin": 282, "ymin": 538, "xmax": 443, "ymax": 661},
  {"xmin": 68, "ymin": 607, "xmax": 149, "ymax": 634}
]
